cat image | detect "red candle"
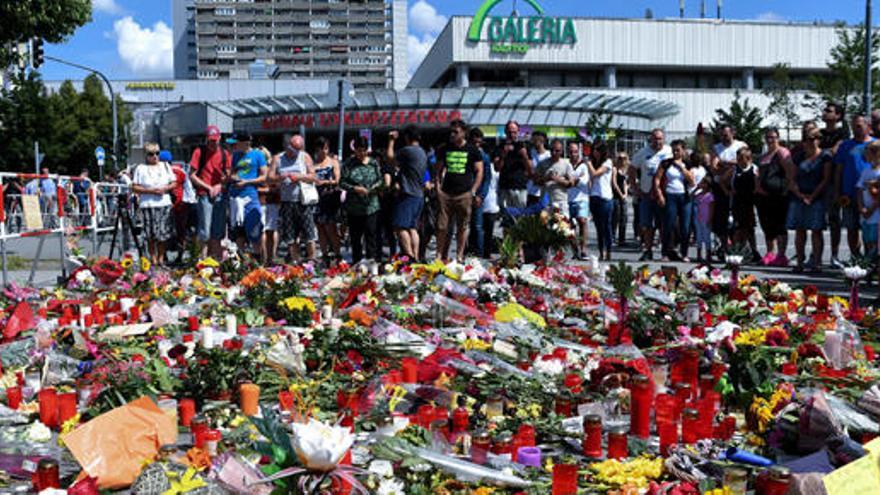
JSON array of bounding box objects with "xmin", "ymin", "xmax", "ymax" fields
[
  {"xmin": 452, "ymin": 406, "xmax": 469, "ymax": 432},
  {"xmin": 179, "ymin": 398, "xmax": 196, "ymax": 427},
  {"xmin": 35, "ymin": 459, "xmax": 60, "ymax": 491},
  {"xmin": 655, "ymin": 393, "xmax": 677, "ymax": 426},
  {"xmin": 94, "ymin": 311, "xmax": 105, "ymax": 325},
  {"xmin": 129, "ymin": 306, "xmax": 140, "ymax": 322},
  {"xmin": 187, "ymin": 316, "xmax": 199, "ymax": 331},
  {"xmin": 699, "ymin": 373, "xmax": 716, "ymax": 397},
  {"xmin": 83, "ymin": 314, "xmax": 94, "ymax": 327},
  {"xmin": 551, "ymin": 463, "xmax": 579, "ymax": 495},
  {"xmin": 471, "ymin": 431, "xmax": 491, "ymax": 464},
  {"xmin": 607, "ymin": 427, "xmax": 628, "ymax": 459},
  {"xmin": 681, "ymin": 408, "xmax": 699, "ymax": 444},
  {"xmin": 517, "ymin": 423, "xmax": 536, "ymax": 447},
  {"xmin": 183, "ymin": 334, "xmax": 194, "ymax": 343},
  {"xmin": 721, "ymin": 415, "xmax": 737, "ymax": 440},
  {"xmin": 38, "ymin": 388, "xmax": 59, "ymax": 428},
  {"xmin": 6, "ymin": 386, "xmax": 22, "ymax": 409},
  {"xmin": 658, "ymin": 421, "xmax": 678, "ymax": 456},
  {"xmin": 58, "ymin": 392, "xmax": 78, "ymax": 425},
  {"xmin": 401, "ymin": 357, "xmax": 418, "ymax": 383},
  {"xmin": 629, "ymin": 374, "xmax": 652, "ymax": 439},
  {"xmin": 555, "ymin": 393, "xmax": 573, "ymax": 417},
  {"xmin": 417, "ymin": 404, "xmax": 435, "ymax": 428},
  {"xmin": 582, "ymin": 414, "xmax": 602, "ymax": 458}
]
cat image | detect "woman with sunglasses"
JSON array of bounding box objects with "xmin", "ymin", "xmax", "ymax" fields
[
  {"xmin": 131, "ymin": 142, "xmax": 177, "ymax": 266},
  {"xmin": 787, "ymin": 124, "xmax": 833, "ymax": 273},
  {"xmin": 755, "ymin": 127, "xmax": 794, "ymax": 266}
]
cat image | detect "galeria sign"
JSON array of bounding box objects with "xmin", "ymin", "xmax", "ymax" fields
[{"xmin": 467, "ymin": 0, "xmax": 576, "ymax": 54}]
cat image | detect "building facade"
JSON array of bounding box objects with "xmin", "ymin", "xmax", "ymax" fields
[
  {"xmin": 172, "ymin": 0, "xmax": 408, "ymax": 90},
  {"xmin": 410, "ymin": 14, "xmax": 845, "ymax": 139}
]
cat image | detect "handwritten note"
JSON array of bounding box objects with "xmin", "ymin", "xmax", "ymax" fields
[
  {"xmin": 823, "ymin": 451, "xmax": 880, "ymax": 495},
  {"xmin": 21, "ymin": 194, "xmax": 43, "ymax": 230}
]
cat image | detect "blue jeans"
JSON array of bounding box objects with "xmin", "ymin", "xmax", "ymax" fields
[
  {"xmin": 663, "ymin": 193, "xmax": 692, "ymax": 257},
  {"xmin": 590, "ymin": 196, "xmax": 614, "ymax": 253},
  {"xmin": 469, "ymin": 202, "xmax": 485, "ymax": 256}
]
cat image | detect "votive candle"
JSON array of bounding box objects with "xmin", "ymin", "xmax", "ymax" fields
[
  {"xmin": 240, "ymin": 383, "xmax": 260, "ymax": 416},
  {"xmin": 179, "ymin": 398, "xmax": 196, "ymax": 427},
  {"xmin": 58, "ymin": 392, "xmax": 78, "ymax": 425},
  {"xmin": 38, "ymin": 388, "xmax": 59, "ymax": 428}
]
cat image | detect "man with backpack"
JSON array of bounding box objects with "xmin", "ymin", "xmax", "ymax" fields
[{"xmin": 188, "ymin": 125, "xmax": 231, "ymax": 259}]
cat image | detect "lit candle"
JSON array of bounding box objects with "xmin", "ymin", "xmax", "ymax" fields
[
  {"xmin": 225, "ymin": 314, "xmax": 237, "ymax": 335},
  {"xmin": 6, "ymin": 386, "xmax": 22, "ymax": 409},
  {"xmin": 607, "ymin": 427, "xmax": 628, "ymax": 459},
  {"xmin": 201, "ymin": 325, "xmax": 214, "ymax": 349},
  {"xmin": 551, "ymin": 463, "xmax": 579, "ymax": 495},
  {"xmin": 58, "ymin": 392, "xmax": 78, "ymax": 425},
  {"xmin": 582, "ymin": 414, "xmax": 602, "ymax": 458},
  {"xmin": 240, "ymin": 383, "xmax": 260, "ymax": 416},
  {"xmin": 38, "ymin": 388, "xmax": 59, "ymax": 428},
  {"xmin": 658, "ymin": 421, "xmax": 678, "ymax": 457},
  {"xmin": 682, "ymin": 408, "xmax": 699, "ymax": 444},
  {"xmin": 179, "ymin": 398, "xmax": 196, "ymax": 427},
  {"xmin": 629, "ymin": 374, "xmax": 653, "ymax": 439}
]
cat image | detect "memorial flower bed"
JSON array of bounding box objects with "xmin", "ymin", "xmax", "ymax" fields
[{"xmin": 1, "ymin": 249, "xmax": 879, "ymax": 494}]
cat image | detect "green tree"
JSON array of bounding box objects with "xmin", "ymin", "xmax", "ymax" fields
[
  {"xmin": 710, "ymin": 91, "xmax": 764, "ymax": 152},
  {"xmin": 806, "ymin": 24, "xmax": 880, "ymax": 118},
  {"xmin": 0, "ymin": 0, "xmax": 91, "ymax": 64},
  {"xmin": 584, "ymin": 101, "xmax": 624, "ymax": 149},
  {"xmin": 0, "ymin": 72, "xmax": 52, "ymax": 172},
  {"xmin": 761, "ymin": 63, "xmax": 805, "ymax": 144}
]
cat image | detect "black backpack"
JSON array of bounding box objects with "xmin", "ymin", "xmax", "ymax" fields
[{"xmin": 195, "ymin": 145, "xmax": 230, "ymax": 179}]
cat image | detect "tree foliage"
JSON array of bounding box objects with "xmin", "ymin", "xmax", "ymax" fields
[
  {"xmin": 0, "ymin": 0, "xmax": 92, "ymax": 64},
  {"xmin": 806, "ymin": 24, "xmax": 880, "ymax": 118},
  {"xmin": 710, "ymin": 91, "xmax": 765, "ymax": 152},
  {"xmin": 0, "ymin": 73, "xmax": 132, "ymax": 174},
  {"xmin": 761, "ymin": 63, "xmax": 806, "ymax": 144}
]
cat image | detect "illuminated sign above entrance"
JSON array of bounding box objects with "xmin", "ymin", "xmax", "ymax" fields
[{"xmin": 467, "ymin": 0, "xmax": 576, "ymax": 53}]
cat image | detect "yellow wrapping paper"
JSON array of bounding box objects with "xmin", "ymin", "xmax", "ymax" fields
[{"xmin": 494, "ymin": 302, "xmax": 546, "ymax": 328}]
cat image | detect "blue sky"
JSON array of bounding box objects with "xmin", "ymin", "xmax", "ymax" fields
[{"xmin": 42, "ymin": 0, "xmax": 875, "ymax": 81}]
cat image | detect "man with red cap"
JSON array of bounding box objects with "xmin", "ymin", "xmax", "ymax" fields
[{"xmin": 188, "ymin": 125, "xmax": 231, "ymax": 259}]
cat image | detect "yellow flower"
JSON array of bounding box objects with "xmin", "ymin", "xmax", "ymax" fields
[
  {"xmin": 591, "ymin": 456, "xmax": 664, "ymax": 488},
  {"xmin": 121, "ymin": 258, "xmax": 133, "ymax": 269},
  {"xmin": 474, "ymin": 488, "xmax": 496, "ymax": 495},
  {"xmin": 733, "ymin": 328, "xmax": 768, "ymax": 347},
  {"xmin": 462, "ymin": 338, "xmax": 491, "ymax": 351},
  {"xmin": 140, "ymin": 257, "xmax": 151, "ymax": 272},
  {"xmin": 199, "ymin": 257, "xmax": 220, "ymax": 268},
  {"xmin": 279, "ymin": 296, "xmax": 316, "ymax": 313}
]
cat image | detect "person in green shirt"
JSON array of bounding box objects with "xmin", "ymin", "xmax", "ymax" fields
[{"xmin": 340, "ymin": 136, "xmax": 383, "ymax": 263}]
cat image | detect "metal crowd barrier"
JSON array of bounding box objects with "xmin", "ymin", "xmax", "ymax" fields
[{"xmin": 0, "ymin": 172, "xmax": 135, "ymax": 286}]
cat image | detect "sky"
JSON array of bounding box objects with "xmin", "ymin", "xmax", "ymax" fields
[{"xmin": 41, "ymin": 0, "xmax": 877, "ymax": 82}]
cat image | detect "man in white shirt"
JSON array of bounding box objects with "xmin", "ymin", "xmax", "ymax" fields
[
  {"xmin": 710, "ymin": 124, "xmax": 747, "ymax": 257},
  {"xmin": 630, "ymin": 128, "xmax": 672, "ymax": 261},
  {"xmin": 536, "ymin": 139, "xmax": 574, "ymax": 216},
  {"xmin": 528, "ymin": 131, "xmax": 551, "ymax": 206}
]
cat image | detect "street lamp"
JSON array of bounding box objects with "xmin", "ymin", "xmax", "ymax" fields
[
  {"xmin": 867, "ymin": 0, "xmax": 874, "ymax": 117},
  {"xmin": 45, "ymin": 55, "xmax": 117, "ymax": 179},
  {"xmin": 337, "ymin": 80, "xmax": 354, "ymax": 159}
]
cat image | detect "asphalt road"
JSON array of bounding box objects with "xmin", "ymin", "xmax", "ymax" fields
[{"xmin": 0, "ymin": 224, "xmax": 863, "ymax": 300}]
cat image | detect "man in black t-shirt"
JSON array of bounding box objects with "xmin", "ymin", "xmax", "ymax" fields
[
  {"xmin": 820, "ymin": 102, "xmax": 849, "ymax": 153},
  {"xmin": 435, "ymin": 119, "xmax": 484, "ymax": 262},
  {"xmin": 495, "ymin": 120, "xmax": 531, "ymax": 209}
]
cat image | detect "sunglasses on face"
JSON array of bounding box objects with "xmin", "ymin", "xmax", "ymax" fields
[{"xmin": 146, "ymin": 152, "xmax": 159, "ymax": 157}]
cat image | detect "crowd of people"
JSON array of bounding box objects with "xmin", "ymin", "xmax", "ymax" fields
[{"xmin": 14, "ymin": 102, "xmax": 880, "ymax": 277}]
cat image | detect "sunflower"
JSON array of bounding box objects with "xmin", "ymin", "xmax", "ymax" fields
[
  {"xmin": 120, "ymin": 257, "xmax": 134, "ymax": 269},
  {"xmin": 140, "ymin": 257, "xmax": 151, "ymax": 272}
]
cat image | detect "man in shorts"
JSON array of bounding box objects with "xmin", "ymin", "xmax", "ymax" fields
[
  {"xmin": 631, "ymin": 129, "xmax": 672, "ymax": 261},
  {"xmin": 387, "ymin": 126, "xmax": 427, "ymax": 260},
  {"xmin": 435, "ymin": 119, "xmax": 484, "ymax": 262},
  {"xmin": 189, "ymin": 125, "xmax": 231, "ymax": 259},
  {"xmin": 834, "ymin": 114, "xmax": 875, "ymax": 264}
]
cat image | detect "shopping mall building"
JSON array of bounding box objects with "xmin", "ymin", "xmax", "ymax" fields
[{"xmin": 46, "ymin": 1, "xmax": 848, "ymax": 160}]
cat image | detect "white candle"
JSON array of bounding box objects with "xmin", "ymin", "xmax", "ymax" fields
[
  {"xmin": 321, "ymin": 304, "xmax": 333, "ymax": 323},
  {"xmin": 202, "ymin": 326, "xmax": 215, "ymax": 349},
  {"xmin": 225, "ymin": 314, "xmax": 237, "ymax": 335}
]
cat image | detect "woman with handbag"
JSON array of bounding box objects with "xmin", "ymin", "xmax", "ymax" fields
[
  {"xmin": 272, "ymin": 134, "xmax": 318, "ymax": 263},
  {"xmin": 131, "ymin": 142, "xmax": 177, "ymax": 266},
  {"xmin": 311, "ymin": 137, "xmax": 342, "ymax": 264}
]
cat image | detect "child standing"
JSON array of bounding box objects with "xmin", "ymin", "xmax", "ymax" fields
[
  {"xmin": 856, "ymin": 140, "xmax": 880, "ymax": 262},
  {"xmin": 729, "ymin": 146, "xmax": 759, "ymax": 261},
  {"xmin": 694, "ymin": 177, "xmax": 714, "ymax": 263}
]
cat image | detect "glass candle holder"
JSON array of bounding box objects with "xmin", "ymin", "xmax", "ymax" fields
[
  {"xmin": 401, "ymin": 357, "xmax": 418, "ymax": 383},
  {"xmin": 582, "ymin": 414, "xmax": 602, "ymax": 458},
  {"xmin": 655, "ymin": 393, "xmax": 677, "ymax": 426},
  {"xmin": 178, "ymin": 398, "xmax": 196, "ymax": 427},
  {"xmin": 517, "ymin": 423, "xmax": 536, "ymax": 447},
  {"xmin": 492, "ymin": 432, "xmax": 514, "ymax": 461},
  {"xmin": 658, "ymin": 421, "xmax": 678, "ymax": 457},
  {"xmin": 629, "ymin": 374, "xmax": 652, "ymax": 439},
  {"xmin": 38, "ymin": 388, "xmax": 59, "ymax": 429},
  {"xmin": 239, "ymin": 382, "xmax": 260, "ymax": 416},
  {"xmin": 681, "ymin": 408, "xmax": 699, "ymax": 444},
  {"xmin": 58, "ymin": 392, "xmax": 78, "ymax": 425},
  {"xmin": 6, "ymin": 386, "xmax": 22, "ymax": 409},
  {"xmin": 555, "ymin": 392, "xmax": 573, "ymax": 417},
  {"xmin": 35, "ymin": 459, "xmax": 60, "ymax": 491},
  {"xmin": 607, "ymin": 427, "xmax": 628, "ymax": 459},
  {"xmin": 486, "ymin": 394, "xmax": 504, "ymax": 419},
  {"xmin": 551, "ymin": 463, "xmax": 579, "ymax": 495},
  {"xmin": 471, "ymin": 431, "xmax": 491, "ymax": 464}
]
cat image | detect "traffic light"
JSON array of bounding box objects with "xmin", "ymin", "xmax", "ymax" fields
[
  {"xmin": 10, "ymin": 42, "xmax": 26, "ymax": 70},
  {"xmin": 32, "ymin": 38, "xmax": 44, "ymax": 69}
]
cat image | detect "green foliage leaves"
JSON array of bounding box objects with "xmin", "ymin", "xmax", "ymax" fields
[
  {"xmin": 0, "ymin": 0, "xmax": 91, "ymax": 63},
  {"xmin": 807, "ymin": 24, "xmax": 880, "ymax": 118},
  {"xmin": 761, "ymin": 63, "xmax": 807, "ymax": 143},
  {"xmin": 0, "ymin": 73, "xmax": 132, "ymax": 174},
  {"xmin": 710, "ymin": 91, "xmax": 765, "ymax": 152}
]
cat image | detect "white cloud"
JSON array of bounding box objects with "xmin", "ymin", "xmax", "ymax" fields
[
  {"xmin": 756, "ymin": 11, "xmax": 785, "ymax": 23},
  {"xmin": 407, "ymin": 33, "xmax": 435, "ymax": 76},
  {"xmin": 113, "ymin": 16, "xmax": 173, "ymax": 76},
  {"xmin": 92, "ymin": 0, "xmax": 123, "ymax": 15},
  {"xmin": 409, "ymin": 1, "xmax": 447, "ymax": 35}
]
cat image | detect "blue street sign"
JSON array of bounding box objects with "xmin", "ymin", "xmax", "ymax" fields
[{"xmin": 95, "ymin": 146, "xmax": 105, "ymax": 161}]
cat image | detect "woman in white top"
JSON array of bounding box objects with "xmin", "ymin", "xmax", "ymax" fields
[
  {"xmin": 481, "ymin": 161, "xmax": 500, "ymax": 259},
  {"xmin": 588, "ymin": 141, "xmax": 614, "ymax": 261},
  {"xmin": 131, "ymin": 142, "xmax": 177, "ymax": 266},
  {"xmin": 567, "ymin": 142, "xmax": 590, "ymax": 259},
  {"xmin": 654, "ymin": 140, "xmax": 696, "ymax": 261}
]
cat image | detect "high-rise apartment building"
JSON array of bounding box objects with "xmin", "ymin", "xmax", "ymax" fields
[{"xmin": 173, "ymin": 0, "xmax": 408, "ymax": 90}]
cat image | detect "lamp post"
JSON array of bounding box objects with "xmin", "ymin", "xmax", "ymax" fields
[
  {"xmin": 866, "ymin": 0, "xmax": 874, "ymax": 117},
  {"xmin": 337, "ymin": 80, "xmax": 345, "ymax": 160},
  {"xmin": 45, "ymin": 56, "xmax": 117, "ymax": 179}
]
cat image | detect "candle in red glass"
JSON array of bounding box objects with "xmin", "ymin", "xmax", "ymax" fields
[
  {"xmin": 94, "ymin": 311, "xmax": 105, "ymax": 325},
  {"xmin": 607, "ymin": 427, "xmax": 628, "ymax": 459},
  {"xmin": 582, "ymin": 414, "xmax": 603, "ymax": 458},
  {"xmin": 130, "ymin": 305, "xmax": 140, "ymax": 322},
  {"xmin": 674, "ymin": 383, "xmax": 693, "ymax": 417},
  {"xmin": 401, "ymin": 357, "xmax": 418, "ymax": 383},
  {"xmin": 452, "ymin": 406, "xmax": 469, "ymax": 433},
  {"xmin": 658, "ymin": 421, "xmax": 678, "ymax": 456},
  {"xmin": 517, "ymin": 423, "xmax": 536, "ymax": 447},
  {"xmin": 83, "ymin": 314, "xmax": 94, "ymax": 327},
  {"xmin": 629, "ymin": 374, "xmax": 652, "ymax": 439},
  {"xmin": 417, "ymin": 404, "xmax": 435, "ymax": 428},
  {"xmin": 681, "ymin": 408, "xmax": 699, "ymax": 444},
  {"xmin": 58, "ymin": 392, "xmax": 78, "ymax": 425},
  {"xmin": 722, "ymin": 415, "xmax": 737, "ymax": 440},
  {"xmin": 555, "ymin": 392, "xmax": 573, "ymax": 417},
  {"xmin": 697, "ymin": 397, "xmax": 716, "ymax": 440},
  {"xmin": 178, "ymin": 398, "xmax": 196, "ymax": 427},
  {"xmin": 699, "ymin": 374, "xmax": 715, "ymax": 398},
  {"xmin": 6, "ymin": 386, "xmax": 22, "ymax": 409},
  {"xmin": 471, "ymin": 431, "xmax": 491, "ymax": 464},
  {"xmin": 187, "ymin": 316, "xmax": 199, "ymax": 331},
  {"xmin": 491, "ymin": 432, "xmax": 514, "ymax": 460},
  {"xmin": 38, "ymin": 388, "xmax": 59, "ymax": 428},
  {"xmin": 655, "ymin": 393, "xmax": 677, "ymax": 426},
  {"xmin": 563, "ymin": 373, "xmax": 582, "ymax": 394},
  {"xmin": 35, "ymin": 459, "xmax": 60, "ymax": 491},
  {"xmin": 682, "ymin": 348, "xmax": 700, "ymax": 388},
  {"xmin": 551, "ymin": 463, "xmax": 579, "ymax": 495}
]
